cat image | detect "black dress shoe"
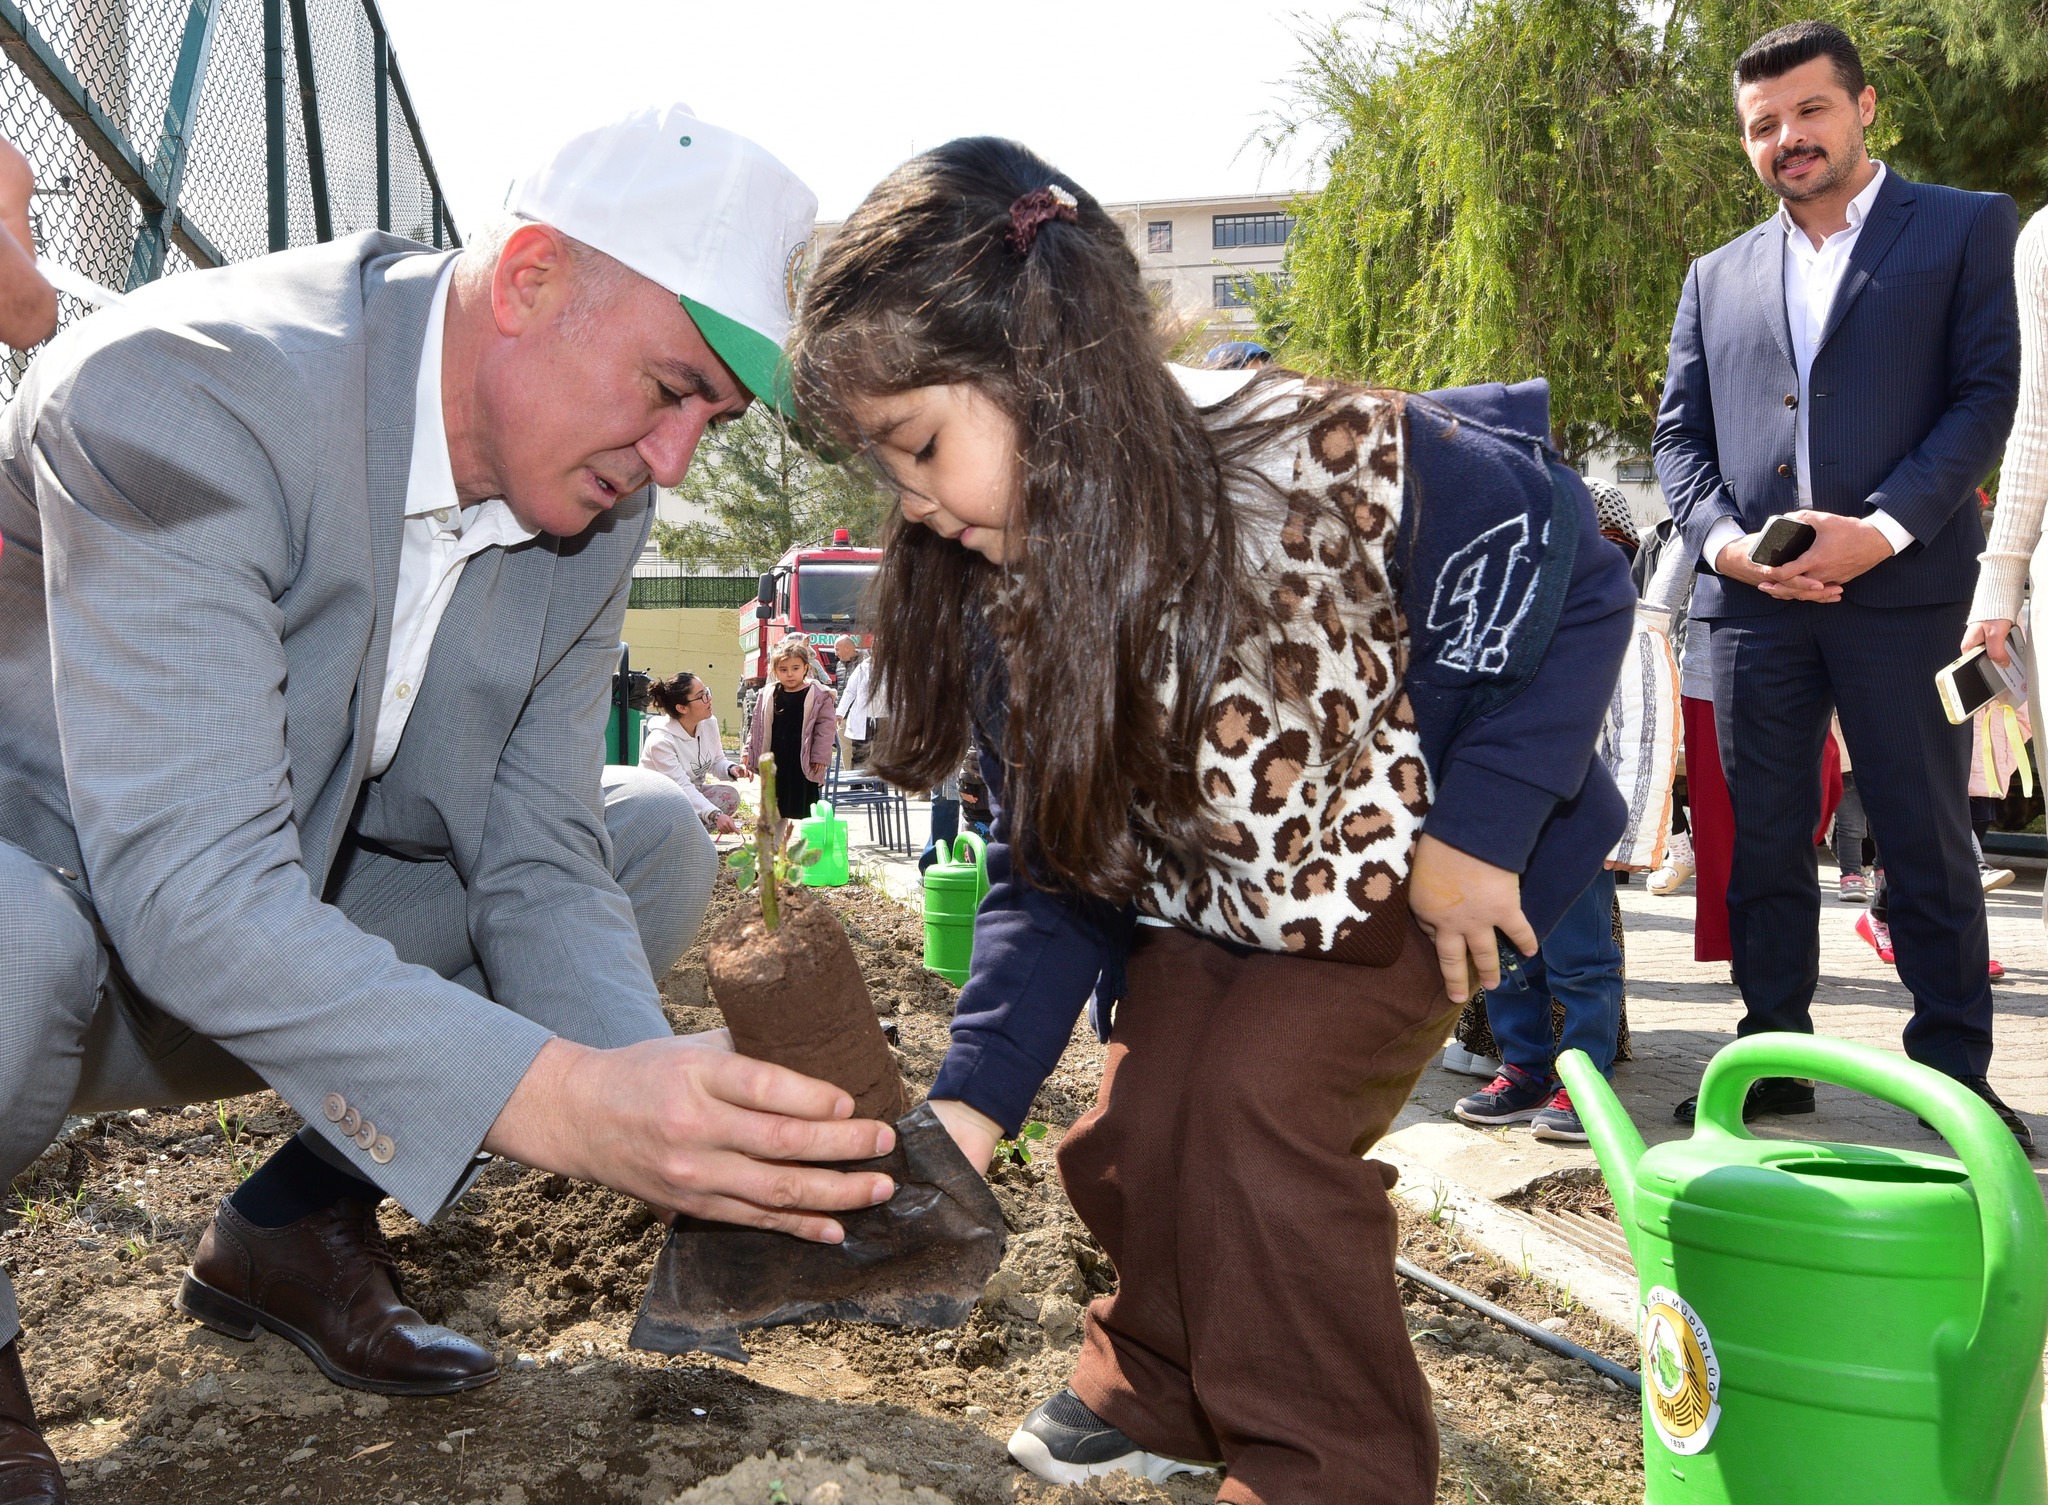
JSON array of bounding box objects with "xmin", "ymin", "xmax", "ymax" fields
[
  {"xmin": 1920, "ymin": 1076, "xmax": 2035, "ymax": 1157},
  {"xmin": 1674, "ymin": 1076, "xmax": 1816, "ymax": 1125},
  {"xmin": 0, "ymin": 1338, "xmax": 65, "ymax": 1504}
]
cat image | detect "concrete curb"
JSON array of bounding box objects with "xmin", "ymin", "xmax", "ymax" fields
[{"xmin": 1376, "ymin": 1142, "xmax": 1640, "ymax": 1332}]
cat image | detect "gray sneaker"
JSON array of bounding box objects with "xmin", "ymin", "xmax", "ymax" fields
[
  {"xmin": 1530, "ymin": 1089, "xmax": 1589, "ymax": 1143},
  {"xmin": 1008, "ymin": 1389, "xmax": 1215, "ymax": 1485}
]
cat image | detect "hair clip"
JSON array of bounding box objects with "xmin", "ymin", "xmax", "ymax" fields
[{"xmin": 1007, "ymin": 185, "xmax": 1081, "ymax": 254}]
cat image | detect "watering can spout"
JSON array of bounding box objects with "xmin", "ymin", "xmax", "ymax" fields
[{"xmin": 1555, "ymin": 1050, "xmax": 1645, "ymax": 1236}]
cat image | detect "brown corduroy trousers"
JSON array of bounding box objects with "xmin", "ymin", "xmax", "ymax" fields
[{"xmin": 1057, "ymin": 920, "xmax": 1458, "ymax": 1505}]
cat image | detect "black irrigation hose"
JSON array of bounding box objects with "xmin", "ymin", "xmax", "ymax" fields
[{"xmin": 1396, "ymin": 1257, "xmax": 1643, "ymax": 1394}]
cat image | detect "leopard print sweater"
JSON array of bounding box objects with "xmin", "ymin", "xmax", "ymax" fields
[{"xmin": 1135, "ymin": 384, "xmax": 1430, "ymax": 967}]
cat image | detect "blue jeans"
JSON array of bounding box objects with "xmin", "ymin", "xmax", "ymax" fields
[{"xmin": 1484, "ymin": 868, "xmax": 1622, "ymax": 1083}]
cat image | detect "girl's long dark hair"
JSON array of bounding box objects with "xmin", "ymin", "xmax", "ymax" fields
[{"xmin": 790, "ymin": 138, "xmax": 1347, "ymax": 904}]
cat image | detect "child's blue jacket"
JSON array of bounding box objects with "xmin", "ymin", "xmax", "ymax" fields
[{"xmin": 927, "ymin": 380, "xmax": 1637, "ymax": 1135}]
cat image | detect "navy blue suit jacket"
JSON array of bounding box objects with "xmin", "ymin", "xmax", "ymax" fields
[{"xmin": 1652, "ymin": 170, "xmax": 2020, "ymax": 619}]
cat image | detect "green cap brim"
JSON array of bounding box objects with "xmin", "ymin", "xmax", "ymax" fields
[{"xmin": 679, "ymin": 295, "xmax": 796, "ymax": 420}]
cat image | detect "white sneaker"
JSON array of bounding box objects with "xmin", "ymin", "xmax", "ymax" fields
[
  {"xmin": 1647, "ymin": 831, "xmax": 1693, "ymax": 895},
  {"xmin": 1442, "ymin": 1041, "xmax": 1502, "ymax": 1078},
  {"xmin": 1980, "ymin": 863, "xmax": 2017, "ymax": 894}
]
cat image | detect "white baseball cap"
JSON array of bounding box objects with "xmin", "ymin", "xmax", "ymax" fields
[{"xmin": 506, "ymin": 103, "xmax": 817, "ymax": 419}]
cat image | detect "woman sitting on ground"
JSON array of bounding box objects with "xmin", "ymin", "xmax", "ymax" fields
[{"xmin": 639, "ymin": 670, "xmax": 749, "ymax": 835}]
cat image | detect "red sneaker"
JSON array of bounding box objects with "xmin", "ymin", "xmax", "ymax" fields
[
  {"xmin": 1988, "ymin": 957, "xmax": 2008, "ymax": 983},
  {"xmin": 1855, "ymin": 910, "xmax": 1894, "ymax": 964}
]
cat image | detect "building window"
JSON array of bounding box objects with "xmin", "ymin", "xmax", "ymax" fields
[
  {"xmin": 1213, "ymin": 212, "xmax": 1296, "ymax": 249},
  {"xmin": 1213, "ymin": 273, "xmax": 1287, "ymax": 309},
  {"xmin": 1147, "ymin": 220, "xmax": 1172, "ymax": 254},
  {"xmin": 1616, "ymin": 455, "xmax": 1656, "ymax": 484}
]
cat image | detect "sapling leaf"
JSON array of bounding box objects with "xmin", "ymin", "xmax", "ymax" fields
[
  {"xmin": 724, "ymin": 850, "xmax": 753, "ymax": 870},
  {"xmin": 785, "ymin": 836, "xmax": 809, "ymax": 862},
  {"xmin": 797, "ymin": 848, "xmax": 822, "ymax": 867}
]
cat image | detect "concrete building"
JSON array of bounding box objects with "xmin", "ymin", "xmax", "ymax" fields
[{"xmin": 1101, "ymin": 191, "xmax": 1298, "ymax": 354}]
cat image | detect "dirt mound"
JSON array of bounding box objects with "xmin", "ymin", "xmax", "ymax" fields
[
  {"xmin": 666, "ymin": 1450, "xmax": 951, "ymax": 1504},
  {"xmin": 6, "ymin": 872, "xmax": 1644, "ymax": 1503}
]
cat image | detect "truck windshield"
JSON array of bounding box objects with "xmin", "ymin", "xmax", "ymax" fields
[{"xmin": 795, "ymin": 563, "xmax": 875, "ymax": 629}]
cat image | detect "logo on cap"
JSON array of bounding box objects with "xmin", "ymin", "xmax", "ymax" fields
[{"xmin": 785, "ymin": 241, "xmax": 811, "ymax": 317}]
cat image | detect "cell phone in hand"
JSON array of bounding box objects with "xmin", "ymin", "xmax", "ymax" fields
[
  {"xmin": 1935, "ymin": 629, "xmax": 2029, "ymax": 724},
  {"xmin": 1747, "ymin": 515, "xmax": 1818, "ymax": 569}
]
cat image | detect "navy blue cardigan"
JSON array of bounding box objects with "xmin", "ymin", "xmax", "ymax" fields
[{"xmin": 928, "ymin": 380, "xmax": 1637, "ymax": 1135}]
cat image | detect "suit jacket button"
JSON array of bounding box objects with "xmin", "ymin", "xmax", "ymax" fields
[
  {"xmin": 340, "ymin": 1107, "xmax": 361, "ymax": 1136},
  {"xmin": 1785, "ymin": 393, "xmax": 1798, "ymax": 408},
  {"xmin": 1777, "ymin": 463, "xmax": 1792, "ymax": 477},
  {"xmin": 355, "ymin": 1120, "xmax": 377, "ymax": 1150},
  {"xmin": 323, "ymin": 1094, "xmax": 347, "ymax": 1124},
  {"xmin": 370, "ymin": 1136, "xmax": 395, "ymax": 1165}
]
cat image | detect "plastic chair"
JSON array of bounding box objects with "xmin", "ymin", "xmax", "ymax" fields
[{"xmin": 824, "ymin": 747, "xmax": 913, "ymax": 857}]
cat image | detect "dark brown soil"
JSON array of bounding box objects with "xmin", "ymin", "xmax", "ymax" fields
[
  {"xmin": 6, "ymin": 872, "xmax": 1643, "ymax": 1503},
  {"xmin": 707, "ymin": 887, "xmax": 910, "ymax": 1123},
  {"xmin": 1500, "ymin": 1168, "xmax": 1622, "ymax": 1225}
]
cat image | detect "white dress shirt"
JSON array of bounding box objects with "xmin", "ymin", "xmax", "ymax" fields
[
  {"xmin": 1704, "ymin": 162, "xmax": 1913, "ymax": 570},
  {"xmin": 639, "ymin": 714, "xmax": 739, "ymax": 819},
  {"xmin": 370, "ymin": 262, "xmax": 538, "ymax": 777}
]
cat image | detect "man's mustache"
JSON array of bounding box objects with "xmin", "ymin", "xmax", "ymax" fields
[{"xmin": 1774, "ymin": 145, "xmax": 1827, "ymax": 173}]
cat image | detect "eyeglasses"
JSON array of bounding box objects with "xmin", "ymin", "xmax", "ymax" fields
[{"xmin": 688, "ymin": 690, "xmax": 713, "ymax": 705}]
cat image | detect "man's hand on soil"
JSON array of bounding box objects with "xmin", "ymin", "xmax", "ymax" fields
[
  {"xmin": 928, "ymin": 1098, "xmax": 1002, "ymax": 1175},
  {"xmin": 484, "ymin": 1035, "xmax": 897, "ymax": 1244},
  {"xmin": 1408, "ymin": 834, "xmax": 1538, "ymax": 1004}
]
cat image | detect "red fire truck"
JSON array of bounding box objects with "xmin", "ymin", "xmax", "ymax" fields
[{"xmin": 738, "ymin": 527, "xmax": 882, "ymax": 728}]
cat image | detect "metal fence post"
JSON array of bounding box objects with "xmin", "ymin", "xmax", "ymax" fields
[
  {"xmin": 263, "ymin": 0, "xmax": 284, "ymax": 251},
  {"xmin": 371, "ymin": 12, "xmax": 389, "ymax": 233},
  {"xmin": 127, "ymin": 0, "xmax": 221, "ymax": 286},
  {"xmin": 287, "ymin": 0, "xmax": 332, "ymax": 241}
]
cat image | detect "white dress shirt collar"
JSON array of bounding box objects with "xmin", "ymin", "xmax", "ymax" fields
[
  {"xmin": 1776, "ymin": 160, "xmax": 1886, "ymax": 250},
  {"xmin": 404, "ymin": 263, "xmax": 537, "ymax": 548}
]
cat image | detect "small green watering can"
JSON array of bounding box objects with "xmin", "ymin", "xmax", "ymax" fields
[
  {"xmin": 922, "ymin": 832, "xmax": 989, "ymax": 986},
  {"xmin": 793, "ymin": 801, "xmax": 850, "ymax": 887},
  {"xmin": 1557, "ymin": 1037, "xmax": 2046, "ymax": 1504}
]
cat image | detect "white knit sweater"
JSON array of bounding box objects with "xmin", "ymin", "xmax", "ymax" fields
[{"xmin": 1971, "ymin": 208, "xmax": 2048, "ymax": 624}]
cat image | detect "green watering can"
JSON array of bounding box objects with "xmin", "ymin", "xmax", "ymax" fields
[
  {"xmin": 922, "ymin": 832, "xmax": 989, "ymax": 986},
  {"xmin": 1557, "ymin": 1037, "xmax": 2046, "ymax": 1505},
  {"xmin": 793, "ymin": 801, "xmax": 850, "ymax": 888}
]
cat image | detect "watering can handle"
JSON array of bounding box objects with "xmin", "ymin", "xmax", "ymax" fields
[
  {"xmin": 1695, "ymin": 1034, "xmax": 2047, "ymax": 1497},
  {"xmin": 952, "ymin": 830, "xmax": 988, "ymax": 881}
]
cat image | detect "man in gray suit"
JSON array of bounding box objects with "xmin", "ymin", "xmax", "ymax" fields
[{"xmin": 0, "ymin": 106, "xmax": 896, "ymax": 1500}]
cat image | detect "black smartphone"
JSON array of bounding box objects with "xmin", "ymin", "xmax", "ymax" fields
[{"xmin": 1748, "ymin": 515, "xmax": 1817, "ymax": 569}]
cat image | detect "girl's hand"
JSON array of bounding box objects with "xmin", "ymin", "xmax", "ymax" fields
[
  {"xmin": 1963, "ymin": 618, "xmax": 2016, "ymax": 668},
  {"xmin": 731, "ymin": 762, "xmax": 753, "ymax": 781},
  {"xmin": 928, "ymin": 1098, "xmax": 1002, "ymax": 1175},
  {"xmin": 710, "ymin": 812, "xmax": 740, "ymax": 836},
  {"xmin": 1409, "ymin": 833, "xmax": 1539, "ymax": 1004}
]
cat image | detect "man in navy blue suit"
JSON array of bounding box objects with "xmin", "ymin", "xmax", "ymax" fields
[{"xmin": 1653, "ymin": 21, "xmax": 2029, "ymax": 1149}]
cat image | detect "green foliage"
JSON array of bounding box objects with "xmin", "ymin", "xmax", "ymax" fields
[
  {"xmin": 1914, "ymin": 0, "xmax": 2048, "ymax": 86},
  {"xmin": 1887, "ymin": 25, "xmax": 2048, "ymax": 214},
  {"xmin": 1263, "ymin": 0, "xmax": 1921, "ymax": 458},
  {"xmin": 995, "ymin": 1120, "xmax": 1050, "ymax": 1167},
  {"xmin": 655, "ymin": 407, "xmax": 892, "ymax": 574},
  {"xmin": 724, "ymin": 753, "xmax": 819, "ymax": 931}
]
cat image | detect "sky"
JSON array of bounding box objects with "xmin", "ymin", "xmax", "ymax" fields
[{"xmin": 372, "ymin": 0, "xmax": 1354, "ymax": 232}]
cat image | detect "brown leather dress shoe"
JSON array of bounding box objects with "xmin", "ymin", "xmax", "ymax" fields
[
  {"xmin": 177, "ymin": 1199, "xmax": 498, "ymax": 1396},
  {"xmin": 0, "ymin": 1339, "xmax": 65, "ymax": 1504}
]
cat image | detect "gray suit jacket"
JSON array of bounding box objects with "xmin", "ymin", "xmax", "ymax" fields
[{"xmin": 0, "ymin": 234, "xmax": 660, "ymax": 1219}]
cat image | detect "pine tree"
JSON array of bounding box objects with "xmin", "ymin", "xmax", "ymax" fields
[{"xmin": 654, "ymin": 408, "xmax": 891, "ymax": 573}]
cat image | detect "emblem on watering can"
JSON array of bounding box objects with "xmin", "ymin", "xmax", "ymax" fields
[{"xmin": 1640, "ymin": 1286, "xmax": 1721, "ymax": 1456}]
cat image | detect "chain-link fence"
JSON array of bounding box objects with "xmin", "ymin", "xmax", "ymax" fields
[{"xmin": 0, "ymin": 0, "xmax": 457, "ymax": 397}]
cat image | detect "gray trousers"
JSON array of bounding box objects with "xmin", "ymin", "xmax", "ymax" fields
[{"xmin": 0, "ymin": 765, "xmax": 715, "ymax": 1347}]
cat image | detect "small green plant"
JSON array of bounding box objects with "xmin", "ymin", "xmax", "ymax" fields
[
  {"xmin": 215, "ymin": 1101, "xmax": 259, "ymax": 1182},
  {"xmin": 766, "ymin": 1482, "xmax": 792, "ymax": 1505},
  {"xmin": 122, "ymin": 1234, "xmax": 147, "ymax": 1261},
  {"xmin": 994, "ymin": 1121, "xmax": 1049, "ymax": 1166},
  {"xmin": 1426, "ymin": 1180, "xmax": 1457, "ymax": 1229},
  {"xmin": 10, "ymin": 1192, "xmax": 45, "ymax": 1234},
  {"xmin": 722, "ymin": 754, "xmax": 819, "ymax": 931}
]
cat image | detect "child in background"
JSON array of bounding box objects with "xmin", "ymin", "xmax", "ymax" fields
[
  {"xmin": 789, "ymin": 137, "xmax": 1634, "ymax": 1501},
  {"xmin": 744, "ymin": 636, "xmax": 837, "ymax": 820},
  {"xmin": 1453, "ymin": 480, "xmax": 1678, "ymax": 1141}
]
